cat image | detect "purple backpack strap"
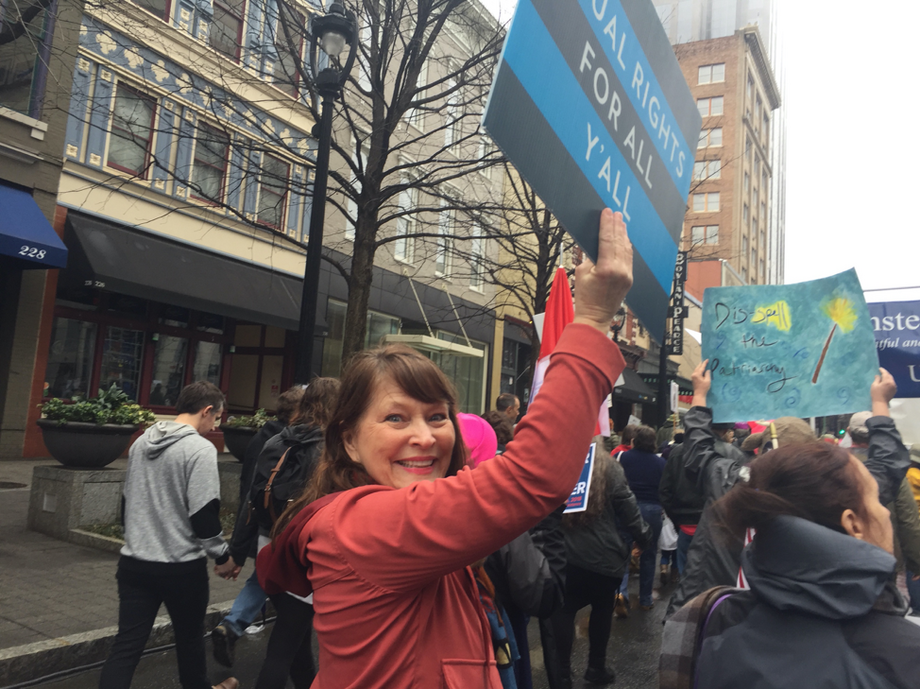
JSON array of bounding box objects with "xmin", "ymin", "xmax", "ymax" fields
[{"xmin": 692, "ymin": 592, "xmax": 734, "ymax": 689}]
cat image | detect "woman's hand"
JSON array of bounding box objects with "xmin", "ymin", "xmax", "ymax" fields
[
  {"xmin": 870, "ymin": 367, "xmax": 897, "ymax": 417},
  {"xmin": 573, "ymin": 209, "xmax": 634, "ymax": 334},
  {"xmin": 691, "ymin": 359, "xmax": 711, "ymax": 408}
]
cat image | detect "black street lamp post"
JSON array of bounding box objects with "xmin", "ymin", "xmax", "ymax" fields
[{"xmin": 294, "ymin": 2, "xmax": 357, "ymax": 385}]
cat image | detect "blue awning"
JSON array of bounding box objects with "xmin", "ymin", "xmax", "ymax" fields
[{"xmin": 0, "ymin": 184, "xmax": 68, "ymax": 269}]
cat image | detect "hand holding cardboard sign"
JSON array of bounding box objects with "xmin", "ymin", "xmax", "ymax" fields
[
  {"xmin": 573, "ymin": 209, "xmax": 633, "ymax": 334},
  {"xmin": 692, "ymin": 359, "xmax": 712, "ymax": 408},
  {"xmin": 871, "ymin": 368, "xmax": 897, "ymax": 418}
]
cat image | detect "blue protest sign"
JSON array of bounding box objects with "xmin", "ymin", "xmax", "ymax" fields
[
  {"xmin": 483, "ymin": 0, "xmax": 701, "ymax": 343},
  {"xmin": 700, "ymin": 269, "xmax": 879, "ymax": 423},
  {"xmin": 868, "ymin": 301, "xmax": 920, "ymax": 398},
  {"xmin": 564, "ymin": 444, "xmax": 597, "ymax": 514}
]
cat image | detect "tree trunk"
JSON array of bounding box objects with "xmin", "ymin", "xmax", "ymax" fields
[{"xmin": 342, "ymin": 222, "xmax": 376, "ymax": 364}]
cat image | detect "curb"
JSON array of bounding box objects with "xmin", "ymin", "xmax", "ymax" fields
[{"xmin": 0, "ymin": 601, "xmax": 236, "ymax": 688}]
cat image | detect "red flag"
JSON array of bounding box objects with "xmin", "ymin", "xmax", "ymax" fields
[
  {"xmin": 539, "ymin": 267, "xmax": 574, "ymax": 359},
  {"xmin": 529, "ymin": 267, "xmax": 611, "ymax": 436}
]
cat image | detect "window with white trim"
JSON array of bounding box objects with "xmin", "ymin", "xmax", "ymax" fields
[
  {"xmin": 470, "ymin": 231, "xmax": 484, "ymax": 290},
  {"xmin": 271, "ymin": 4, "xmax": 306, "ymax": 98},
  {"xmin": 257, "ymin": 154, "xmax": 289, "ymax": 229},
  {"xmin": 698, "ymin": 63, "xmax": 725, "ymax": 84},
  {"xmin": 191, "ymin": 124, "xmax": 229, "ymax": 203},
  {"xmin": 697, "ymin": 96, "xmax": 723, "ymax": 117},
  {"xmin": 211, "ymin": 0, "xmax": 246, "ymax": 62},
  {"xmin": 107, "ymin": 84, "xmax": 156, "ymax": 178},
  {"xmin": 346, "ymin": 137, "xmax": 369, "ymax": 240},
  {"xmin": 693, "ymin": 159, "xmax": 721, "ymax": 181},
  {"xmin": 436, "ymin": 204, "xmax": 453, "ymax": 276},
  {"xmin": 690, "ymin": 225, "xmax": 719, "ymax": 245},
  {"xmin": 394, "ymin": 183, "xmax": 417, "ymax": 263},
  {"xmin": 697, "ymin": 128, "xmax": 722, "ymax": 149},
  {"xmin": 692, "ymin": 192, "xmax": 719, "ymax": 212}
]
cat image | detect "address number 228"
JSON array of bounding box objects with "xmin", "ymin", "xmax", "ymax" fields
[{"xmin": 19, "ymin": 245, "xmax": 47, "ymax": 260}]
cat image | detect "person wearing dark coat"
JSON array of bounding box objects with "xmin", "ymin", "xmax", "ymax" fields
[
  {"xmin": 213, "ymin": 388, "xmax": 303, "ymax": 667},
  {"xmin": 683, "ymin": 439, "xmax": 920, "ymax": 688},
  {"xmin": 617, "ymin": 425, "xmax": 666, "ymax": 610},
  {"xmin": 665, "ymin": 362, "xmax": 911, "ymax": 620},
  {"xmin": 553, "ymin": 449, "xmax": 651, "ymax": 687},
  {"xmin": 659, "ymin": 433, "xmax": 746, "ymax": 576}
]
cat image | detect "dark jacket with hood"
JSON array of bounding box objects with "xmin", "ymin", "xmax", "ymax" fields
[
  {"xmin": 696, "ymin": 515, "xmax": 920, "ymax": 688},
  {"xmin": 229, "ymin": 423, "xmax": 323, "ymax": 565},
  {"xmin": 666, "ymin": 406, "xmax": 910, "ymax": 619},
  {"xmin": 564, "ymin": 456, "xmax": 652, "ymax": 579},
  {"xmin": 657, "ymin": 439, "xmax": 744, "ymax": 527}
]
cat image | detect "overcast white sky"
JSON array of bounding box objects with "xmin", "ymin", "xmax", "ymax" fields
[{"xmin": 478, "ymin": 0, "xmax": 920, "ymax": 298}]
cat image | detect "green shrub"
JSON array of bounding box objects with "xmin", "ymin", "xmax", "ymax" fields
[
  {"xmin": 225, "ymin": 408, "xmax": 275, "ymax": 429},
  {"xmin": 41, "ymin": 384, "xmax": 157, "ymax": 427}
]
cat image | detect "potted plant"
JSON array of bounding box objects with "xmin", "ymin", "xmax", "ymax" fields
[
  {"xmin": 37, "ymin": 385, "xmax": 157, "ymax": 468},
  {"xmin": 221, "ymin": 408, "xmax": 274, "ymax": 462}
]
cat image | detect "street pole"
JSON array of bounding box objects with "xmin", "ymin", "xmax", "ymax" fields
[
  {"xmin": 657, "ymin": 329, "xmax": 670, "ymax": 428},
  {"xmin": 294, "ymin": 89, "xmax": 335, "ymax": 385}
]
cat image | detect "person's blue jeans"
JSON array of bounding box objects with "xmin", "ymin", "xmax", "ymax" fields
[
  {"xmin": 221, "ymin": 567, "xmax": 267, "ymax": 637},
  {"xmin": 619, "ymin": 503, "xmax": 663, "ymax": 607},
  {"xmin": 907, "ymin": 570, "xmax": 920, "ymax": 615},
  {"xmin": 676, "ymin": 529, "xmax": 694, "ymax": 576}
]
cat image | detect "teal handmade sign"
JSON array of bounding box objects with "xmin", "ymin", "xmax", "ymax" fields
[{"xmin": 701, "ymin": 269, "xmax": 879, "ymax": 423}]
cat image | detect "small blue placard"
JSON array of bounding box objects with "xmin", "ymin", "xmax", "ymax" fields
[
  {"xmin": 700, "ymin": 269, "xmax": 879, "ymax": 422},
  {"xmin": 868, "ymin": 301, "xmax": 920, "ymax": 398},
  {"xmin": 564, "ymin": 444, "xmax": 597, "ymax": 514}
]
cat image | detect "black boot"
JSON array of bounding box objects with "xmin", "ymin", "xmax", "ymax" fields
[{"xmin": 584, "ymin": 665, "xmax": 616, "ymax": 685}]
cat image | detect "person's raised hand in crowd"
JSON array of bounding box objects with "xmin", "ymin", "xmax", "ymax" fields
[
  {"xmin": 870, "ymin": 368, "xmax": 897, "ymax": 418},
  {"xmin": 215, "ymin": 560, "xmax": 242, "ymax": 580},
  {"xmin": 573, "ymin": 209, "xmax": 633, "ymax": 334},
  {"xmin": 691, "ymin": 359, "xmax": 711, "ymax": 408}
]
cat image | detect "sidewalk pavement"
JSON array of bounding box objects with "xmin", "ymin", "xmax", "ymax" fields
[{"xmin": 0, "ymin": 458, "xmax": 252, "ymax": 687}]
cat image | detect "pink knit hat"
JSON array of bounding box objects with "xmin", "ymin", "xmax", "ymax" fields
[{"xmin": 457, "ymin": 413, "xmax": 498, "ymax": 468}]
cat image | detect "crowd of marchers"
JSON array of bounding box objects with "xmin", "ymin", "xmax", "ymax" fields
[{"xmin": 96, "ymin": 211, "xmax": 920, "ymax": 689}]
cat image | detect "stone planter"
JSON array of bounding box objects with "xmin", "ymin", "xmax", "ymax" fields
[
  {"xmin": 36, "ymin": 419, "xmax": 140, "ymax": 468},
  {"xmin": 221, "ymin": 426, "xmax": 257, "ymax": 462}
]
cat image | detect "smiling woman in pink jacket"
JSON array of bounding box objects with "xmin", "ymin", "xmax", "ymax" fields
[{"xmin": 258, "ymin": 210, "xmax": 633, "ymax": 689}]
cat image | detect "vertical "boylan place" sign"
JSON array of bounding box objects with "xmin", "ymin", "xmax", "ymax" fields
[{"xmin": 483, "ymin": 0, "xmax": 700, "ymax": 342}]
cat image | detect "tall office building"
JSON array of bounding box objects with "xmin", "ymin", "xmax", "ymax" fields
[
  {"xmin": 676, "ymin": 27, "xmax": 780, "ymax": 298},
  {"xmin": 654, "ymin": 0, "xmax": 785, "ymax": 285}
]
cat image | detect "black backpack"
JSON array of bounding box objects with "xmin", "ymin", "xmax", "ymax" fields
[{"xmin": 249, "ymin": 433, "xmax": 322, "ymax": 531}]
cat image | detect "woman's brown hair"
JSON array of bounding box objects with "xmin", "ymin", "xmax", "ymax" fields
[
  {"xmin": 481, "ymin": 410, "xmax": 514, "ymax": 446},
  {"xmin": 632, "ymin": 425, "xmax": 658, "ymax": 453},
  {"xmin": 290, "ymin": 377, "xmax": 341, "ymax": 428},
  {"xmin": 563, "ymin": 447, "xmax": 610, "ymax": 528},
  {"xmin": 272, "ymin": 344, "xmax": 468, "ymax": 538},
  {"xmin": 716, "ymin": 442, "xmax": 868, "ymax": 537}
]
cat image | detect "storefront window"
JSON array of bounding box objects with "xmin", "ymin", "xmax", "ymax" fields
[
  {"xmin": 434, "ymin": 332, "xmax": 486, "ymax": 413},
  {"xmin": 100, "ymin": 327, "xmax": 144, "ymax": 400},
  {"xmin": 149, "ymin": 335, "xmax": 188, "ymax": 407},
  {"xmin": 46, "ymin": 318, "xmax": 97, "ymax": 399},
  {"xmin": 321, "ymin": 300, "xmax": 399, "ymax": 377},
  {"xmin": 193, "ymin": 341, "xmax": 222, "ymax": 386}
]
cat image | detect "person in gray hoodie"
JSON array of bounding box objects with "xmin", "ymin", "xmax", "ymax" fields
[{"xmin": 98, "ymin": 381, "xmax": 238, "ymax": 689}]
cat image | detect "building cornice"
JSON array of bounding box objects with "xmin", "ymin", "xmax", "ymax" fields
[{"xmin": 741, "ymin": 25, "xmax": 781, "ymax": 110}]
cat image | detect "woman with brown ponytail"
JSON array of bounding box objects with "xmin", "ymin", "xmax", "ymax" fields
[{"xmin": 681, "ymin": 437, "xmax": 920, "ymax": 688}]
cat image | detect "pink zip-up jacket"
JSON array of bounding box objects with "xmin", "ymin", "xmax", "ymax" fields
[{"xmin": 259, "ymin": 324, "xmax": 624, "ymax": 688}]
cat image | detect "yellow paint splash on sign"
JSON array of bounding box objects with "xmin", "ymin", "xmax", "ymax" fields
[
  {"xmin": 822, "ymin": 297, "xmax": 858, "ymax": 333},
  {"xmin": 751, "ymin": 300, "xmax": 792, "ymax": 331}
]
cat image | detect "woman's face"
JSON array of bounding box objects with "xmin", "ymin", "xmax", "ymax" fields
[
  {"xmin": 845, "ymin": 456, "xmax": 894, "ymax": 554},
  {"xmin": 343, "ymin": 376, "xmax": 455, "ymax": 490}
]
